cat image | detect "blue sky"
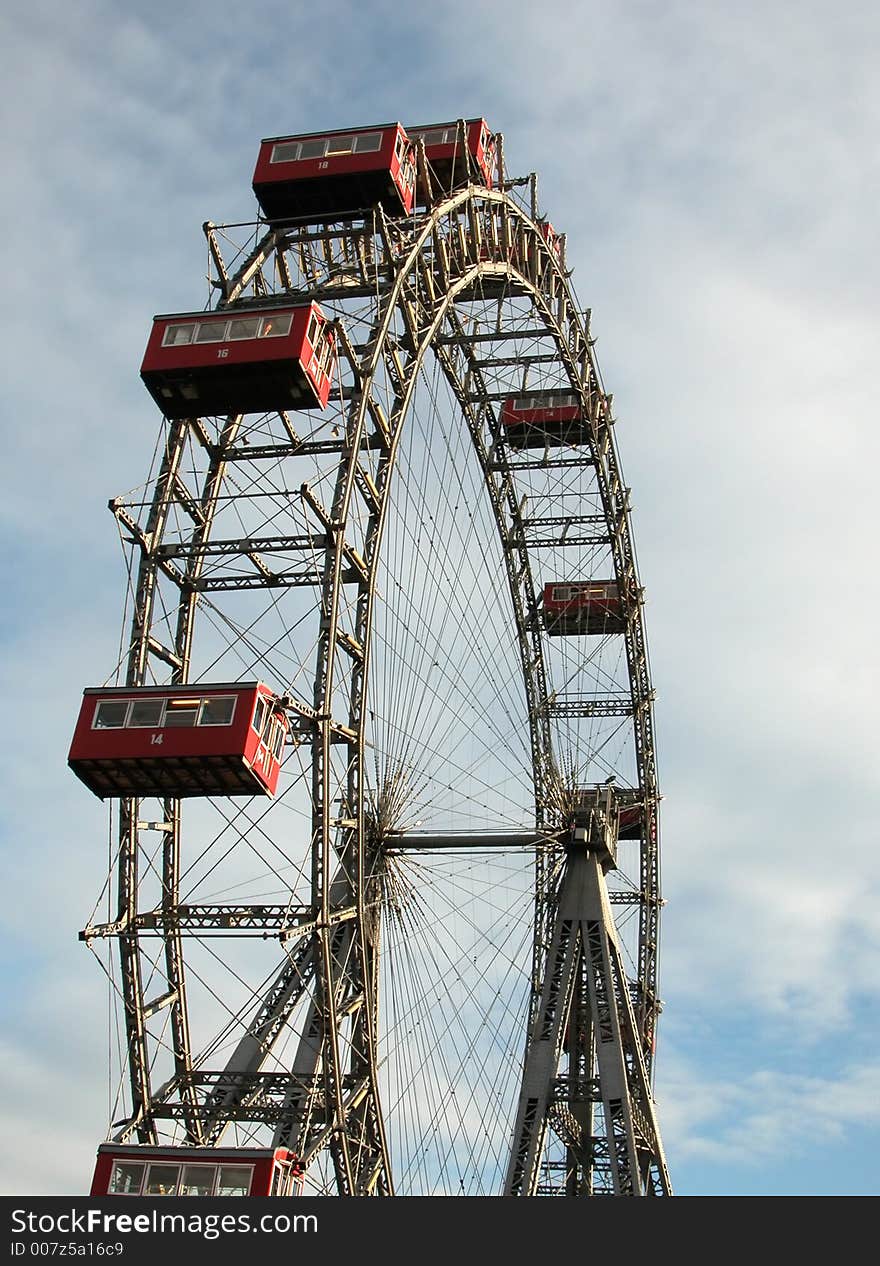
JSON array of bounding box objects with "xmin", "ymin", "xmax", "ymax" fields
[{"xmin": 1, "ymin": 0, "xmax": 878, "ymax": 1195}]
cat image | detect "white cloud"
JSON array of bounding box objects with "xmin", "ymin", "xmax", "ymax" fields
[{"xmin": 658, "ymin": 1051, "xmax": 880, "ymax": 1171}]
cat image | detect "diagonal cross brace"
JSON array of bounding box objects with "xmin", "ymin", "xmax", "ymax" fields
[{"xmin": 504, "ymin": 842, "xmax": 671, "ymax": 1195}]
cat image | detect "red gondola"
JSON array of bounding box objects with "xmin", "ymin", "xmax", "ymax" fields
[
  {"xmin": 407, "ymin": 117, "xmax": 496, "ymax": 194},
  {"xmin": 68, "ymin": 682, "xmax": 289, "ymax": 799},
  {"xmin": 90, "ymin": 1144, "xmax": 304, "ymax": 1197},
  {"xmin": 538, "ymin": 220, "xmax": 563, "ymax": 259},
  {"xmin": 459, "ymin": 212, "xmax": 560, "ymax": 300},
  {"xmin": 570, "ymin": 788, "xmax": 643, "ymax": 841},
  {"xmin": 140, "ymin": 302, "xmax": 335, "ymax": 419},
  {"xmin": 501, "ymin": 390, "xmax": 589, "ymax": 448},
  {"xmin": 617, "ymin": 804, "xmax": 643, "ymax": 838},
  {"xmin": 253, "ymin": 123, "xmax": 416, "ymax": 222},
  {"xmin": 543, "ymin": 581, "xmax": 627, "ymax": 636}
]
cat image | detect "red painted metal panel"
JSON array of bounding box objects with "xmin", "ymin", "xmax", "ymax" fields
[
  {"xmin": 501, "ymin": 397, "xmax": 582, "ymax": 428},
  {"xmin": 68, "ymin": 683, "xmax": 288, "ymax": 798},
  {"xmin": 140, "ymin": 303, "xmax": 333, "ymax": 418},
  {"xmin": 617, "ymin": 805, "xmax": 643, "ymax": 839},
  {"xmin": 539, "ymin": 220, "xmax": 562, "ymax": 257},
  {"xmin": 253, "ymin": 123, "xmax": 415, "ymax": 220},
  {"xmin": 89, "ymin": 1150, "xmax": 114, "ymax": 1197},
  {"xmin": 254, "ymin": 124, "xmax": 399, "ymax": 183},
  {"xmin": 141, "ymin": 306, "xmax": 309, "ymax": 374},
  {"xmin": 543, "ymin": 580, "xmax": 621, "ymax": 614},
  {"xmin": 543, "ymin": 580, "xmax": 627, "ymax": 635},
  {"xmin": 408, "ymin": 117, "xmax": 496, "ymax": 190},
  {"xmin": 90, "ymin": 1145, "xmax": 300, "ymax": 1196},
  {"xmin": 501, "ymin": 392, "xmax": 589, "ymax": 449}
]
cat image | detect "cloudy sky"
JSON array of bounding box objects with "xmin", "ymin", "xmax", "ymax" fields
[{"xmin": 1, "ymin": 0, "xmax": 878, "ymax": 1196}]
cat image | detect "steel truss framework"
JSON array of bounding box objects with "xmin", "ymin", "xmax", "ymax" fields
[{"xmin": 83, "ymin": 135, "xmax": 670, "ymax": 1195}]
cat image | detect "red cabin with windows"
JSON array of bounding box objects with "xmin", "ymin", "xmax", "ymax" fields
[
  {"xmin": 617, "ymin": 804, "xmax": 642, "ymax": 839},
  {"xmin": 501, "ymin": 390, "xmax": 589, "ymax": 449},
  {"xmin": 543, "ymin": 581, "xmax": 627, "ymax": 636},
  {"xmin": 407, "ymin": 117, "xmax": 496, "ymax": 195},
  {"xmin": 539, "ymin": 220, "xmax": 563, "ymax": 259},
  {"xmin": 68, "ymin": 682, "xmax": 290, "ymax": 799},
  {"xmin": 91, "ymin": 1144, "xmax": 304, "ymax": 1197},
  {"xmin": 140, "ymin": 303, "xmax": 335, "ymax": 419},
  {"xmin": 253, "ymin": 123, "xmax": 416, "ymax": 222},
  {"xmin": 459, "ymin": 212, "xmax": 560, "ymax": 300},
  {"xmin": 572, "ymin": 788, "xmax": 643, "ymax": 840}
]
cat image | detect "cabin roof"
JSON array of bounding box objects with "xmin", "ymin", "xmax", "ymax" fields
[{"xmin": 82, "ymin": 681, "xmax": 266, "ymax": 697}]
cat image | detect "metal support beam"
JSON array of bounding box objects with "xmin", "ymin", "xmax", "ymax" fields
[
  {"xmin": 384, "ymin": 830, "xmax": 555, "ymax": 851},
  {"xmin": 504, "ymin": 800, "xmax": 670, "ymax": 1196}
]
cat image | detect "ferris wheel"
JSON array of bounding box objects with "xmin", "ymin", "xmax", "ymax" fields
[{"xmin": 70, "ymin": 118, "xmax": 671, "ymax": 1197}]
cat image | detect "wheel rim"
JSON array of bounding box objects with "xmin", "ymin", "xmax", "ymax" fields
[{"xmin": 85, "ymin": 183, "xmax": 663, "ymax": 1195}]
